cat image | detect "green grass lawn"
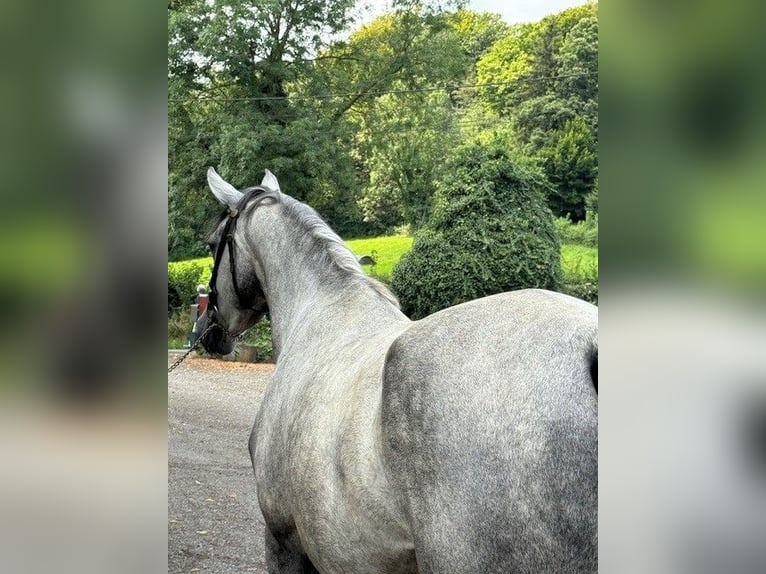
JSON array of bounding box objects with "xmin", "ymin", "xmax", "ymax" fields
[
  {"xmin": 170, "ymin": 237, "xmax": 597, "ymax": 287},
  {"xmin": 345, "ymin": 236, "xmax": 598, "ymax": 284},
  {"xmin": 561, "ymin": 244, "xmax": 598, "ymax": 282},
  {"xmin": 344, "ymin": 236, "xmax": 414, "ymax": 282}
]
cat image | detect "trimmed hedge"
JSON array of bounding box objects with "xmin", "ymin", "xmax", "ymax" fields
[
  {"xmin": 391, "ymin": 134, "xmax": 561, "ymax": 319},
  {"xmin": 168, "ymin": 257, "xmax": 212, "ymax": 311},
  {"xmin": 168, "ymin": 256, "xmax": 276, "ymax": 361}
]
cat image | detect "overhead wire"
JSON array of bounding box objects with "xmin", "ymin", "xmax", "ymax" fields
[{"xmin": 168, "ymin": 70, "xmax": 597, "ymax": 104}]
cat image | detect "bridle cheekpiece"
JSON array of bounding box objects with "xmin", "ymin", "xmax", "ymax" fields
[{"xmin": 207, "ymin": 186, "xmax": 270, "ymax": 317}]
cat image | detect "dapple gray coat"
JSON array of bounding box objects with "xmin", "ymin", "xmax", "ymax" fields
[{"xmin": 197, "ymin": 168, "xmax": 597, "ymax": 573}]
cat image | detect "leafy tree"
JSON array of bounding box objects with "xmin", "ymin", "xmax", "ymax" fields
[
  {"xmin": 168, "ymin": 1, "xmax": 467, "ymax": 257},
  {"xmin": 391, "ymin": 131, "xmax": 560, "ymax": 319},
  {"xmin": 540, "ymin": 116, "xmax": 597, "ymax": 220},
  {"xmin": 475, "ymin": 22, "xmax": 538, "ymax": 114},
  {"xmin": 447, "ymin": 9, "xmax": 510, "ymax": 62},
  {"xmin": 291, "ymin": 4, "xmax": 465, "ymax": 120},
  {"xmin": 168, "ymin": 0, "xmax": 363, "ymax": 259},
  {"xmin": 355, "ymin": 89, "xmax": 459, "ymax": 231},
  {"xmin": 168, "ymin": 1, "xmax": 598, "ymax": 257},
  {"xmin": 473, "ymin": 2, "xmax": 598, "ymax": 221},
  {"xmin": 307, "ymin": 8, "xmax": 468, "ymax": 231},
  {"xmin": 555, "ymin": 11, "xmax": 598, "ymax": 135}
]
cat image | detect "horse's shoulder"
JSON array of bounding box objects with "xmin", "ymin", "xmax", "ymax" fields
[
  {"xmin": 381, "ymin": 324, "xmax": 431, "ymax": 388},
  {"xmin": 379, "ymin": 322, "xmax": 452, "ymax": 437}
]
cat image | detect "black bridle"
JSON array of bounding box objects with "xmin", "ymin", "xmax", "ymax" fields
[{"xmin": 208, "ymin": 186, "xmax": 270, "ymax": 316}]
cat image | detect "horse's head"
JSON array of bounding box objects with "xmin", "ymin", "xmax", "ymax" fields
[{"xmin": 195, "ymin": 167, "xmax": 280, "ymax": 355}]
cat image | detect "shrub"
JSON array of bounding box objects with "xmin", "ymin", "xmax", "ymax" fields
[
  {"xmin": 239, "ymin": 317, "xmax": 275, "ymax": 362},
  {"xmin": 168, "ymin": 282, "xmax": 181, "ymax": 315},
  {"xmin": 168, "ymin": 257, "xmax": 212, "ymax": 311},
  {"xmin": 168, "ymin": 308, "xmax": 193, "ymax": 348},
  {"xmin": 391, "ymin": 134, "xmax": 561, "ymax": 319},
  {"xmin": 561, "ymin": 280, "xmax": 598, "ymax": 305}
]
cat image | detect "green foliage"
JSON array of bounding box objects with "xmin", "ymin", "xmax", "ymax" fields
[
  {"xmin": 475, "ymin": 22, "xmax": 539, "ymax": 113},
  {"xmin": 447, "ymin": 9, "xmax": 511, "ymax": 61},
  {"xmin": 561, "ymin": 244, "xmax": 598, "ymax": 280},
  {"xmin": 475, "ymin": 3, "xmax": 598, "ymax": 221},
  {"xmin": 355, "ymin": 90, "xmax": 458, "ymax": 230},
  {"xmin": 169, "ymin": 2, "xmax": 599, "ymax": 260},
  {"xmin": 167, "ymin": 257, "xmax": 212, "ymax": 311},
  {"xmin": 166, "ymin": 232, "xmax": 598, "ymax": 348},
  {"xmin": 239, "ymin": 317, "xmax": 275, "ymax": 362},
  {"xmin": 168, "ymin": 309, "xmax": 193, "ymax": 349},
  {"xmin": 168, "ymin": 1, "xmax": 476, "ymax": 257},
  {"xmin": 329, "ymin": 11, "xmax": 469, "ymax": 232},
  {"xmin": 555, "ymin": 215, "xmax": 598, "ymax": 247},
  {"xmin": 168, "ymin": 0, "xmax": 366, "ymax": 259},
  {"xmin": 391, "ymin": 133, "xmax": 561, "ymax": 319},
  {"xmin": 555, "ymin": 9, "xmax": 599, "ymax": 132}
]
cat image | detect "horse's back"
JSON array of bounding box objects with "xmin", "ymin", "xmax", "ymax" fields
[{"xmin": 381, "ymin": 289, "xmax": 597, "ymax": 573}]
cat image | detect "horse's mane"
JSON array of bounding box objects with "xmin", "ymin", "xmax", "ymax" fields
[{"xmin": 212, "ymin": 186, "xmax": 400, "ymax": 309}]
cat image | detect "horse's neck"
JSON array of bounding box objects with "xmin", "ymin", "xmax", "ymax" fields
[{"xmin": 248, "ymin": 207, "xmax": 404, "ymax": 358}]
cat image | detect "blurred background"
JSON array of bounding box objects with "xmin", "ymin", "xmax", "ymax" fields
[
  {"xmin": 600, "ymin": 1, "xmax": 766, "ymax": 572},
  {"xmin": 0, "ymin": 0, "xmax": 764, "ymax": 572},
  {"xmin": 0, "ymin": 1, "xmax": 167, "ymax": 572}
]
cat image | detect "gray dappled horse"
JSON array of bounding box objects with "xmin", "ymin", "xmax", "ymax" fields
[{"xmin": 196, "ymin": 167, "xmax": 598, "ymax": 574}]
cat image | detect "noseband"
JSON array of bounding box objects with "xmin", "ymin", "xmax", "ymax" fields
[{"xmin": 208, "ymin": 186, "xmax": 271, "ymax": 315}]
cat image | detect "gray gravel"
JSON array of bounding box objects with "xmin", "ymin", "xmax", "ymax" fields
[{"xmin": 168, "ymin": 353, "xmax": 274, "ymax": 573}]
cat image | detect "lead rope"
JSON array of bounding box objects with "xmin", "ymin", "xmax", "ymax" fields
[{"xmin": 168, "ymin": 323, "xmax": 216, "ymax": 374}]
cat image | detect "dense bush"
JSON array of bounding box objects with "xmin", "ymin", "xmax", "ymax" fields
[
  {"xmin": 168, "ymin": 257, "xmax": 212, "ymax": 311},
  {"xmin": 391, "ymin": 134, "xmax": 561, "ymax": 319},
  {"xmin": 561, "ymin": 280, "xmax": 598, "ymax": 305}
]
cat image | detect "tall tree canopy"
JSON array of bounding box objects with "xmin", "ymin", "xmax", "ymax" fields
[
  {"xmin": 476, "ymin": 2, "xmax": 598, "ymax": 221},
  {"xmin": 168, "ymin": 1, "xmax": 599, "ymax": 259},
  {"xmin": 169, "ymin": 0, "xmax": 363, "ymax": 259}
]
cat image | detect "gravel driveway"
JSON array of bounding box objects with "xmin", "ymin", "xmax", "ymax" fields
[{"xmin": 168, "ymin": 353, "xmax": 274, "ymax": 573}]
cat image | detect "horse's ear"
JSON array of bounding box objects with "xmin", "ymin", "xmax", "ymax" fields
[
  {"xmin": 261, "ymin": 169, "xmax": 281, "ymax": 192},
  {"xmin": 207, "ymin": 167, "xmax": 243, "ymax": 209}
]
